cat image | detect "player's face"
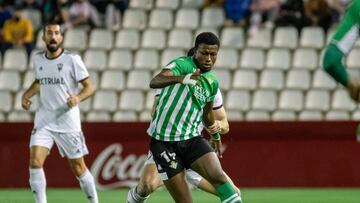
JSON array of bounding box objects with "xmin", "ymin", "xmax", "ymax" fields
[
  {"xmin": 194, "ymin": 44, "xmax": 218, "ymax": 72},
  {"xmin": 43, "ymin": 25, "xmax": 63, "ymax": 52}
]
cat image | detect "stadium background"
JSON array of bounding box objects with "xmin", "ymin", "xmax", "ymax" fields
[{"xmin": 1, "ymin": 0, "xmax": 360, "ymax": 202}]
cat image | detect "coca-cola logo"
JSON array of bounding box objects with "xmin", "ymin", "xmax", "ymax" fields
[{"xmin": 91, "ymin": 143, "xmax": 147, "ymax": 189}]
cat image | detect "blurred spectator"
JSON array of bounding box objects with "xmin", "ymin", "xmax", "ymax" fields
[
  {"xmin": 0, "ymin": 2, "xmax": 11, "ymax": 30},
  {"xmin": 203, "ymin": 0, "xmax": 224, "ymax": 7},
  {"xmin": 304, "ymin": 0, "xmax": 332, "ymax": 32},
  {"xmin": 249, "ymin": 0, "xmax": 281, "ymax": 34},
  {"xmin": 332, "ymin": 0, "xmax": 352, "ymax": 21},
  {"xmin": 90, "ymin": 0, "xmax": 129, "ymax": 30},
  {"xmin": 15, "ymin": 0, "xmax": 42, "ymax": 9},
  {"xmin": 1, "ymin": 7, "xmax": 34, "ymax": 55},
  {"xmin": 224, "ymin": 0, "xmax": 252, "ymax": 27},
  {"xmin": 63, "ymin": 0, "xmax": 92, "ymax": 28},
  {"xmin": 275, "ymin": 0, "xmax": 305, "ymax": 31},
  {"xmin": 42, "ymin": 0, "xmax": 70, "ymax": 24}
]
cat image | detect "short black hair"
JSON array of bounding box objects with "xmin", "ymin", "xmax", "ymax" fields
[
  {"xmin": 187, "ymin": 47, "xmax": 196, "ymax": 56},
  {"xmin": 42, "ymin": 22, "xmax": 63, "ymax": 35},
  {"xmin": 194, "ymin": 32, "xmax": 220, "ymax": 48}
]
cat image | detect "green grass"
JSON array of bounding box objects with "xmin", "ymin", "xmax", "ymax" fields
[{"xmin": 0, "ymin": 188, "xmax": 359, "ymax": 203}]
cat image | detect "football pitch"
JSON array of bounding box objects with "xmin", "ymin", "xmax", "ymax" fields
[{"xmin": 0, "ymin": 188, "xmax": 359, "ymax": 203}]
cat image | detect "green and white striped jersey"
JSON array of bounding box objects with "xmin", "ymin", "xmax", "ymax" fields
[{"xmin": 147, "ymin": 56, "xmax": 219, "ymax": 141}]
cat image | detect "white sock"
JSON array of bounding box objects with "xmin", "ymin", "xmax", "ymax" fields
[
  {"xmin": 29, "ymin": 168, "xmax": 47, "ymax": 203},
  {"xmin": 127, "ymin": 187, "xmax": 149, "ymax": 203},
  {"xmin": 77, "ymin": 170, "xmax": 99, "ymax": 203}
]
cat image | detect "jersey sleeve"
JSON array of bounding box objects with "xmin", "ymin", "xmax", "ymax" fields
[
  {"xmin": 163, "ymin": 57, "xmax": 194, "ymax": 76},
  {"xmin": 212, "ymin": 89, "xmax": 223, "ymax": 110},
  {"xmin": 155, "ymin": 89, "xmax": 162, "ymax": 96},
  {"xmin": 33, "ymin": 59, "xmax": 39, "ymax": 80},
  {"xmin": 72, "ymin": 54, "xmax": 89, "ymax": 82}
]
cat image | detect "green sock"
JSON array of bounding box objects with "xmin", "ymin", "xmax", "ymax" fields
[{"xmin": 216, "ymin": 181, "xmax": 242, "ymax": 203}]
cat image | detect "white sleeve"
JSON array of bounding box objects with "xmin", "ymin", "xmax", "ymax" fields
[
  {"xmin": 155, "ymin": 89, "xmax": 162, "ymax": 96},
  {"xmin": 72, "ymin": 54, "xmax": 89, "ymax": 82},
  {"xmin": 33, "ymin": 59, "xmax": 39, "ymax": 80},
  {"xmin": 213, "ymin": 89, "xmax": 223, "ymax": 110}
]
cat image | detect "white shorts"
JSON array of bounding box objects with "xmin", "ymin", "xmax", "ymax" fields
[
  {"xmin": 29, "ymin": 127, "xmax": 89, "ymax": 159},
  {"xmin": 144, "ymin": 150, "xmax": 203, "ymax": 186}
]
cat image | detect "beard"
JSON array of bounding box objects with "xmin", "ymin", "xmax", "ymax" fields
[{"xmin": 46, "ymin": 42, "xmax": 62, "ymax": 52}]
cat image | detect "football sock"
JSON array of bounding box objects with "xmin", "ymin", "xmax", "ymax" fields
[
  {"xmin": 127, "ymin": 187, "xmax": 149, "ymax": 203},
  {"xmin": 216, "ymin": 181, "xmax": 242, "ymax": 203},
  {"xmin": 77, "ymin": 169, "xmax": 99, "ymax": 203},
  {"xmin": 29, "ymin": 168, "xmax": 47, "ymax": 203}
]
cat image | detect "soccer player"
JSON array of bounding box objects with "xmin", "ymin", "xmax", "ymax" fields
[
  {"xmin": 323, "ymin": 0, "xmax": 360, "ymax": 100},
  {"xmin": 21, "ymin": 23, "xmax": 98, "ymax": 203},
  {"xmin": 147, "ymin": 32, "xmax": 242, "ymax": 203},
  {"xmin": 127, "ymin": 88, "xmax": 240, "ymax": 203}
]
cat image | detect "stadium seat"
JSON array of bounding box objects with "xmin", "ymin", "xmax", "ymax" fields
[
  {"xmin": 88, "ymin": 70, "xmax": 99, "ymax": 89},
  {"xmin": 119, "ymin": 90, "xmax": 144, "ymax": 111},
  {"xmin": 0, "ymin": 91, "xmax": 12, "ymax": 112},
  {"xmin": 272, "ymin": 110, "xmax": 296, "ymax": 121},
  {"xmin": 195, "ymin": 28, "xmax": 219, "ymax": 38},
  {"xmin": 7, "ymin": 111, "xmax": 32, "ymax": 122},
  {"xmin": 14, "ymin": 90, "xmax": 39, "ymax": 112},
  {"xmin": 79, "ymin": 97, "xmax": 92, "ymax": 112},
  {"xmin": 286, "ymin": 69, "xmax": 311, "ymax": 90},
  {"xmin": 28, "ymin": 49, "xmax": 42, "ymax": 68},
  {"xmin": 292, "ymin": 48, "xmax": 318, "ymax": 70},
  {"xmin": 312, "ymin": 70, "xmax": 337, "ymax": 90},
  {"xmin": 331, "ymin": 89, "xmax": 357, "ymax": 111},
  {"xmin": 89, "ymin": 29, "xmax": 113, "ymax": 50},
  {"xmin": 64, "ymin": 28, "xmax": 87, "ymax": 51},
  {"xmin": 175, "ymin": 9, "xmax": 199, "ymax": 30},
  {"xmin": 113, "ymin": 111, "xmax": 138, "ymax": 121},
  {"xmin": 35, "ymin": 31, "xmax": 45, "ymax": 48},
  {"xmin": 232, "ymin": 70, "xmax": 258, "ymax": 90},
  {"xmin": 347, "ymin": 69, "xmax": 360, "ymax": 79},
  {"xmin": 3, "ymin": 49, "xmax": 27, "ymax": 71},
  {"xmin": 100, "ymin": 70, "xmax": 126, "ymax": 91},
  {"xmin": 216, "ymin": 48, "xmax": 238, "ymax": 69},
  {"xmin": 225, "ymin": 111, "xmax": 243, "ymax": 121},
  {"xmin": 298, "ymin": 110, "xmax": 323, "ymax": 121},
  {"xmin": 305, "ymin": 90, "xmax": 330, "ymax": 111},
  {"xmin": 161, "ymin": 49, "xmax": 185, "ymax": 67},
  {"xmin": 115, "ymin": 29, "xmax": 140, "ymax": 50},
  {"xmin": 83, "ymin": 49, "xmax": 107, "ymax": 70},
  {"xmin": 22, "ymin": 70, "xmax": 35, "ymax": 89},
  {"xmin": 247, "ymin": 28, "xmax": 272, "ymax": 49},
  {"xmin": 220, "ymin": 27, "xmax": 244, "ymax": 49},
  {"xmin": 129, "ymin": 0, "xmax": 153, "ymax": 10},
  {"xmin": 351, "ymin": 111, "xmax": 360, "ymax": 120},
  {"xmin": 259, "ymin": 69, "xmax": 284, "ymax": 90},
  {"xmin": 273, "ymin": 26, "xmax": 298, "ymax": 49},
  {"xmin": 325, "ymin": 110, "xmax": 350, "ymax": 120},
  {"xmin": 278, "ymin": 90, "xmax": 303, "ymax": 111},
  {"xmin": 134, "ymin": 49, "xmax": 159, "ymax": 70},
  {"xmin": 225, "ymin": 90, "xmax": 251, "ymax": 111},
  {"xmin": 0, "ymin": 70, "xmax": 20, "ymax": 91},
  {"xmin": 240, "ymin": 48, "xmax": 265, "ymax": 70},
  {"xmin": 347, "ymin": 48, "xmax": 360, "ymax": 69},
  {"xmin": 92, "ymin": 90, "xmax": 118, "ymax": 112},
  {"xmin": 139, "ymin": 111, "xmax": 152, "ymax": 121},
  {"xmin": 108, "ymin": 49, "xmax": 133, "ymax": 71},
  {"xmin": 265, "ymin": 48, "xmax": 291, "ymax": 70},
  {"xmin": 141, "ymin": 29, "xmax": 167, "ymax": 50},
  {"xmin": 127, "ymin": 70, "xmax": 152, "ymax": 90},
  {"xmin": 145, "ymin": 90, "xmax": 157, "ymax": 110},
  {"xmin": 201, "ymin": 7, "xmax": 225, "ymax": 28},
  {"xmin": 22, "ymin": 9, "xmax": 42, "ymax": 31},
  {"xmin": 86, "ymin": 111, "xmax": 111, "ymax": 122},
  {"xmin": 156, "ymin": 0, "xmax": 179, "ymax": 10},
  {"xmin": 168, "ymin": 29, "xmax": 193, "ymax": 49},
  {"xmin": 246, "ymin": 110, "xmax": 271, "ymax": 121},
  {"xmin": 149, "ymin": 9, "xmax": 173, "ymax": 30},
  {"xmin": 0, "ymin": 112, "xmax": 4, "ymax": 121},
  {"xmin": 252, "ymin": 90, "xmax": 277, "ymax": 111},
  {"xmin": 300, "ymin": 27, "xmax": 325, "ymax": 49},
  {"xmin": 181, "ymin": 0, "xmax": 203, "ymax": 8},
  {"xmin": 213, "ymin": 69, "xmax": 232, "ymax": 91},
  {"xmin": 122, "ymin": 9, "xmax": 147, "ymax": 30}
]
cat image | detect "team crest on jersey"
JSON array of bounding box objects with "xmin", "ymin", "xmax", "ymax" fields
[{"xmin": 57, "ymin": 63, "xmax": 63, "ymax": 72}]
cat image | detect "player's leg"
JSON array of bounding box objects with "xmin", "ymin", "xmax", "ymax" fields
[
  {"xmin": 29, "ymin": 128, "xmax": 54, "ymax": 203},
  {"xmin": 127, "ymin": 151, "xmax": 163, "ymax": 203},
  {"xmin": 54, "ymin": 131, "xmax": 98, "ymax": 203},
  {"xmin": 185, "ymin": 137, "xmax": 242, "ymax": 203},
  {"xmin": 163, "ymin": 171, "xmax": 192, "ymax": 203}
]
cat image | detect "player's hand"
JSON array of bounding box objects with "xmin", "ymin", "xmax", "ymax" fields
[
  {"xmin": 209, "ymin": 138, "xmax": 223, "ymax": 158},
  {"xmin": 67, "ymin": 92, "xmax": 80, "ymax": 108},
  {"xmin": 182, "ymin": 70, "xmax": 200, "ymax": 85},
  {"xmin": 206, "ymin": 120, "xmax": 221, "ymax": 134},
  {"xmin": 21, "ymin": 96, "xmax": 32, "ymax": 111},
  {"xmin": 347, "ymin": 77, "xmax": 360, "ymax": 102}
]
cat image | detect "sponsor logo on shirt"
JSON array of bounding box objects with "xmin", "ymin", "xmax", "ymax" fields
[{"xmin": 39, "ymin": 77, "xmax": 66, "ymax": 85}]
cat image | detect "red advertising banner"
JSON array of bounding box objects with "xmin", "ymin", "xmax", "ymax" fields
[{"xmin": 1, "ymin": 122, "xmax": 360, "ymax": 188}]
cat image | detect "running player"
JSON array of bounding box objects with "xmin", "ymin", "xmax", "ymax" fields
[
  {"xmin": 323, "ymin": 0, "xmax": 360, "ymax": 100},
  {"xmin": 21, "ymin": 23, "xmax": 98, "ymax": 203},
  {"xmin": 147, "ymin": 32, "xmax": 242, "ymax": 203}
]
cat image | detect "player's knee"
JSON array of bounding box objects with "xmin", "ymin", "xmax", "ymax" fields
[
  {"xmin": 70, "ymin": 162, "xmax": 87, "ymax": 177},
  {"xmin": 210, "ymin": 171, "xmax": 228, "ymax": 186},
  {"xmin": 29, "ymin": 157, "xmax": 44, "ymax": 168},
  {"xmin": 138, "ymin": 181, "xmax": 157, "ymax": 196}
]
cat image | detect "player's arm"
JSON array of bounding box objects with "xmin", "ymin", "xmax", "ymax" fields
[
  {"xmin": 149, "ymin": 69, "xmax": 199, "ymax": 88},
  {"xmin": 323, "ymin": 44, "xmax": 349, "ymax": 87},
  {"xmin": 203, "ymin": 101, "xmax": 222, "ymax": 157},
  {"xmin": 151, "ymin": 95, "xmax": 160, "ymax": 117},
  {"xmin": 67, "ymin": 78, "xmax": 95, "ymax": 108},
  {"xmin": 213, "ymin": 107, "xmax": 229, "ymax": 135},
  {"xmin": 21, "ymin": 80, "xmax": 40, "ymax": 110}
]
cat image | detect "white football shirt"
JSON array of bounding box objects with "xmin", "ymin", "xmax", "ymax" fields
[{"xmin": 32, "ymin": 50, "xmax": 89, "ymax": 132}]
